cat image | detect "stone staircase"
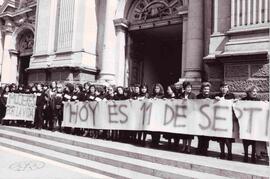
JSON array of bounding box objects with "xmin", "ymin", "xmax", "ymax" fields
[{"xmin": 0, "ymin": 125, "xmax": 269, "ymax": 179}]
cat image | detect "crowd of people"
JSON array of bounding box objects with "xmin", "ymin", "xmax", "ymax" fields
[{"xmin": 0, "ymin": 81, "xmax": 268, "ymax": 164}]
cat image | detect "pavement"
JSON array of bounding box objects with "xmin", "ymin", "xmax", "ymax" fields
[{"xmin": 0, "ymin": 145, "xmax": 111, "ymax": 179}]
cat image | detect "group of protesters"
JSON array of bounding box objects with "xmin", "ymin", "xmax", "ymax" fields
[{"xmin": 0, "ymin": 81, "xmax": 268, "ymax": 164}]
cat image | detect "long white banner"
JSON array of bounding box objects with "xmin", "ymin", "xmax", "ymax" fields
[
  {"xmin": 63, "ymin": 99, "xmax": 235, "ymax": 138},
  {"xmin": 233, "ymin": 101, "xmax": 269, "ymax": 142},
  {"xmin": 63, "ymin": 99, "xmax": 270, "ymax": 141},
  {"xmin": 3, "ymin": 93, "xmax": 37, "ymax": 121}
]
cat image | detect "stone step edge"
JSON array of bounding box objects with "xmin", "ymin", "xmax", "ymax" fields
[
  {"xmin": 0, "ymin": 137, "xmax": 235, "ymax": 179},
  {"xmin": 0, "ymin": 145, "xmax": 113, "ymax": 179},
  {"xmin": 1, "ymin": 126, "xmax": 268, "ymax": 178},
  {"xmin": 0, "ymin": 138, "xmax": 163, "ymax": 179},
  {"xmin": 0, "ymin": 131, "xmax": 234, "ymax": 179}
]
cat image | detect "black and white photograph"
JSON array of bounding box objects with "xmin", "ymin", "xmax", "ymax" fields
[{"xmin": 0, "ymin": 0, "xmax": 269, "ymax": 178}]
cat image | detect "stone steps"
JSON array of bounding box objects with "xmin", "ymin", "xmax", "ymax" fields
[{"xmin": 0, "ymin": 126, "xmax": 269, "ymax": 179}]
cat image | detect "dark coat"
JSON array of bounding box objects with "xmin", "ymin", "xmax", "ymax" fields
[
  {"xmin": 35, "ymin": 91, "xmax": 47, "ymax": 108},
  {"xmin": 114, "ymin": 94, "xmax": 127, "ymax": 101},
  {"xmin": 72, "ymin": 91, "xmax": 85, "ymax": 101},
  {"xmin": 85, "ymin": 92, "xmax": 96, "ymax": 101},
  {"xmin": 241, "ymin": 95, "xmax": 260, "ymax": 101},
  {"xmin": 178, "ymin": 92, "xmax": 196, "ymax": 99},
  {"xmin": 196, "ymin": 93, "xmax": 214, "ymax": 99},
  {"xmin": 214, "ymin": 92, "xmax": 235, "ymax": 100}
]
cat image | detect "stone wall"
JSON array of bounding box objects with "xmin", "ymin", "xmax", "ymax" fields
[
  {"xmin": 224, "ymin": 62, "xmax": 269, "ymax": 100},
  {"xmin": 205, "ymin": 56, "xmax": 269, "ymax": 100},
  {"xmin": 204, "ymin": 60, "xmax": 224, "ymax": 92}
]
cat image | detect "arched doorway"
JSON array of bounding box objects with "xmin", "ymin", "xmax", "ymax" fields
[
  {"xmin": 16, "ymin": 29, "xmax": 34, "ymax": 85},
  {"xmin": 127, "ymin": 0, "xmax": 184, "ymax": 88}
]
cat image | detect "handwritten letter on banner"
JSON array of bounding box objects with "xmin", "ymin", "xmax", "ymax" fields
[
  {"xmin": 233, "ymin": 101, "xmax": 270, "ymax": 142},
  {"xmin": 3, "ymin": 93, "xmax": 37, "ymax": 121},
  {"xmin": 63, "ymin": 99, "xmax": 234, "ymax": 138}
]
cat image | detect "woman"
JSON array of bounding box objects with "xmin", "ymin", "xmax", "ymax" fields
[
  {"xmin": 83, "ymin": 84, "xmax": 97, "ymax": 137},
  {"xmin": 62, "ymin": 83, "xmax": 74, "ymax": 134},
  {"xmin": 137, "ymin": 84, "xmax": 150, "ymax": 145},
  {"xmin": 132, "ymin": 84, "xmax": 141, "ymax": 100},
  {"xmin": 178, "ymin": 81, "xmax": 196, "ymax": 153},
  {"xmin": 139, "ymin": 84, "xmax": 149, "ymax": 99},
  {"xmin": 45, "ymin": 81, "xmax": 57, "ymax": 131},
  {"xmin": 163, "ymin": 85, "xmax": 178, "ymax": 148},
  {"xmin": 72, "ymin": 84, "xmax": 85, "ymax": 135},
  {"xmin": 150, "ymin": 83, "xmax": 164, "ymax": 147},
  {"xmin": 84, "ymin": 84, "xmax": 96, "ymax": 101},
  {"xmin": 214, "ymin": 82, "xmax": 236, "ymax": 160},
  {"xmin": 0, "ymin": 85, "xmax": 10, "ymax": 125},
  {"xmin": 104, "ymin": 85, "xmax": 115, "ymax": 100},
  {"xmin": 114, "ymin": 86, "xmax": 127, "ymax": 141},
  {"xmin": 128, "ymin": 84, "xmax": 142, "ymax": 143},
  {"xmin": 52, "ymin": 83, "xmax": 64, "ymax": 132},
  {"xmin": 73, "ymin": 84, "xmax": 85, "ymax": 102},
  {"xmin": 114, "ymin": 86, "xmax": 126, "ymax": 101},
  {"xmin": 34, "ymin": 83, "xmax": 47, "ymax": 130},
  {"xmin": 102, "ymin": 85, "xmax": 115, "ymax": 140},
  {"xmin": 95, "ymin": 86, "xmax": 105, "ymax": 101},
  {"xmin": 196, "ymin": 82, "xmax": 213, "ymax": 156},
  {"xmin": 83, "ymin": 82, "xmax": 90, "ymax": 93},
  {"xmin": 241, "ymin": 85, "xmax": 264, "ymax": 163},
  {"xmin": 16, "ymin": 84, "xmax": 24, "ymax": 93}
]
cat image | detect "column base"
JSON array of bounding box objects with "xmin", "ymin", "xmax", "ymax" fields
[
  {"xmin": 98, "ymin": 73, "xmax": 116, "ymax": 86},
  {"xmin": 175, "ymin": 70, "xmax": 202, "ymax": 93}
]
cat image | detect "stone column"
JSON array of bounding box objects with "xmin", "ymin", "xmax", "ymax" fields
[
  {"xmin": 184, "ymin": 0, "xmax": 204, "ymax": 81},
  {"xmin": 0, "ymin": 32, "xmax": 4, "ymax": 81},
  {"xmin": 98, "ymin": 0, "xmax": 117, "ymax": 84},
  {"xmin": 1, "ymin": 19, "xmax": 18, "ymax": 84},
  {"xmin": 2, "ymin": 33, "xmax": 18, "ymax": 84},
  {"xmin": 9, "ymin": 50, "xmax": 19, "ymax": 84},
  {"xmin": 208, "ymin": 0, "xmax": 230, "ymax": 54},
  {"xmin": 181, "ymin": 15, "xmax": 188, "ymax": 77},
  {"xmin": 71, "ymin": 0, "xmax": 98, "ymax": 69},
  {"xmin": 113, "ymin": 18, "xmax": 129, "ymax": 86}
]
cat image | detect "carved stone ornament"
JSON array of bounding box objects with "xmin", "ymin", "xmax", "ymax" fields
[
  {"xmin": 14, "ymin": 15, "xmax": 35, "ymax": 27},
  {"xmin": 18, "ymin": 0, "xmax": 36, "ymax": 9},
  {"xmin": 17, "ymin": 31, "xmax": 34, "ymax": 53},
  {"xmin": 129, "ymin": 0, "xmax": 183, "ymax": 22}
]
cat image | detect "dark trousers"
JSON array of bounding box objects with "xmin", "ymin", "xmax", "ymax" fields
[
  {"xmin": 243, "ymin": 139, "xmax": 256, "ymax": 162},
  {"xmin": 34, "ymin": 107, "xmax": 43, "ymax": 129},
  {"xmin": 197, "ymin": 136, "xmax": 210, "ymax": 156},
  {"xmin": 151, "ymin": 132, "xmax": 161, "ymax": 146},
  {"xmin": 54, "ymin": 108, "xmax": 63, "ymax": 131}
]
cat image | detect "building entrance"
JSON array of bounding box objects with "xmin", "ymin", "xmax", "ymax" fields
[
  {"xmin": 128, "ymin": 24, "xmax": 182, "ymax": 88},
  {"xmin": 18, "ymin": 56, "xmax": 30, "ymax": 85},
  {"xmin": 16, "ymin": 29, "xmax": 34, "ymax": 85}
]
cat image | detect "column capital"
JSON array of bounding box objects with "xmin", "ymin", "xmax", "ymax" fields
[{"xmin": 113, "ymin": 18, "xmax": 130, "ymax": 31}]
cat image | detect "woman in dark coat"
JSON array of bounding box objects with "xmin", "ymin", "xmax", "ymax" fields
[
  {"xmin": 241, "ymin": 85, "xmax": 261, "ymax": 163},
  {"xmin": 103, "ymin": 85, "xmax": 115, "ymax": 140},
  {"xmin": 196, "ymin": 82, "xmax": 214, "ymax": 156},
  {"xmin": 52, "ymin": 83, "xmax": 64, "ymax": 132},
  {"xmin": 150, "ymin": 83, "xmax": 164, "ymax": 147},
  {"xmin": 214, "ymin": 82, "xmax": 236, "ymax": 160},
  {"xmin": 163, "ymin": 85, "xmax": 178, "ymax": 147},
  {"xmin": 83, "ymin": 84, "xmax": 97, "ymax": 137},
  {"xmin": 0, "ymin": 85, "xmax": 10, "ymax": 125},
  {"xmin": 62, "ymin": 83, "xmax": 74, "ymax": 134},
  {"xmin": 178, "ymin": 81, "xmax": 196, "ymax": 153},
  {"xmin": 113, "ymin": 86, "xmax": 127, "ymax": 141},
  {"xmin": 137, "ymin": 84, "xmax": 150, "ymax": 145}
]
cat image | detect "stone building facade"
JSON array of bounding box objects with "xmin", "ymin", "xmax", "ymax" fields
[{"xmin": 0, "ymin": 0, "xmax": 268, "ymax": 98}]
